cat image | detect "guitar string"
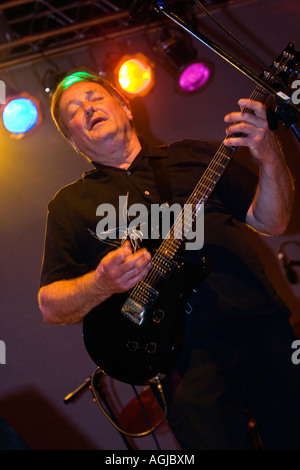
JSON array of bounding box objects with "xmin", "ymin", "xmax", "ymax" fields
[
  {"xmin": 130, "ymin": 55, "xmax": 289, "ymax": 303},
  {"xmin": 157, "ymin": 70, "xmax": 285, "ymax": 257},
  {"xmin": 141, "ymin": 90, "xmax": 265, "ymax": 290},
  {"xmin": 132, "ymin": 71, "xmax": 282, "ymax": 298},
  {"xmin": 162, "ymin": 84, "xmax": 269, "ymax": 249},
  {"xmin": 140, "ymin": 87, "xmax": 268, "ymax": 289}
]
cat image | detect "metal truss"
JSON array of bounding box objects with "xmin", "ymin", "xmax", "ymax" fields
[{"xmin": 0, "ymin": 0, "xmax": 250, "ymax": 70}]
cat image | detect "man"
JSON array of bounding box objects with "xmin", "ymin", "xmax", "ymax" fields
[{"xmin": 38, "ymin": 71, "xmax": 300, "ymax": 449}]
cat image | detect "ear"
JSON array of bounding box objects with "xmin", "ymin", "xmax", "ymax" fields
[{"xmin": 121, "ymin": 103, "xmax": 133, "ymax": 122}]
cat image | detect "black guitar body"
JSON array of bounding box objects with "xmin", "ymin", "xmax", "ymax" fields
[{"xmin": 83, "ymin": 259, "xmax": 207, "ymax": 384}]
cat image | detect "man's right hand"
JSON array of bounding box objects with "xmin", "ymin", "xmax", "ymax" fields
[
  {"xmin": 38, "ymin": 241, "xmax": 151, "ymax": 325},
  {"xmin": 95, "ymin": 241, "xmax": 152, "ymax": 295}
]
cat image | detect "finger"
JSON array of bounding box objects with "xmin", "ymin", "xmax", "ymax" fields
[
  {"xmin": 126, "ymin": 263, "xmax": 151, "ymax": 289},
  {"xmin": 225, "ymin": 122, "xmax": 265, "ymax": 137},
  {"xmin": 119, "ymin": 248, "xmax": 151, "ymax": 274},
  {"xmin": 224, "ymin": 98, "xmax": 268, "ymax": 126},
  {"xmin": 121, "ymin": 257, "xmax": 151, "ymax": 280},
  {"xmin": 104, "ymin": 241, "xmax": 133, "ymax": 266},
  {"xmin": 238, "ymin": 98, "xmax": 267, "ymax": 119},
  {"xmin": 225, "ymin": 134, "xmax": 260, "ymax": 148},
  {"xmin": 225, "ymin": 131, "xmax": 265, "ymax": 148},
  {"xmin": 224, "ymin": 111, "xmax": 268, "ymax": 129},
  {"xmin": 119, "ymin": 261, "xmax": 152, "ymax": 290}
]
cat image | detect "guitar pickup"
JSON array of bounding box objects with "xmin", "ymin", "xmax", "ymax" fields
[
  {"xmin": 137, "ymin": 281, "xmax": 158, "ymax": 304},
  {"xmin": 151, "ymin": 255, "xmax": 178, "ymax": 278}
]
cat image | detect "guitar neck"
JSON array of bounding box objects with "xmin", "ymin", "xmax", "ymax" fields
[
  {"xmin": 130, "ymin": 43, "xmax": 299, "ymax": 300},
  {"xmin": 121, "ymin": 43, "xmax": 298, "ymax": 322},
  {"xmin": 155, "ymin": 82, "xmax": 270, "ymax": 261}
]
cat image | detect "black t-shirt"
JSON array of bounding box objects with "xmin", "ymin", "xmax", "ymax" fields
[{"xmin": 39, "ymin": 139, "xmax": 290, "ymax": 319}]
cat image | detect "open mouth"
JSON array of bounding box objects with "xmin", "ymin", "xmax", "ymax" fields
[{"xmin": 90, "ymin": 117, "xmax": 106, "ymax": 130}]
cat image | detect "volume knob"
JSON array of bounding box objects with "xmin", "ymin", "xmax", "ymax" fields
[
  {"xmin": 152, "ymin": 308, "xmax": 165, "ymax": 323},
  {"xmin": 145, "ymin": 341, "xmax": 157, "ymax": 354},
  {"xmin": 125, "ymin": 340, "xmax": 140, "ymax": 352}
]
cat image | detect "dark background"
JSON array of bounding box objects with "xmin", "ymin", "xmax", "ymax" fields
[{"xmin": 0, "ymin": 0, "xmax": 299, "ymax": 450}]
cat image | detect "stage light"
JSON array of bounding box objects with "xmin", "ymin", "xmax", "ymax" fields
[
  {"xmin": 1, "ymin": 93, "xmax": 42, "ymax": 138},
  {"xmin": 155, "ymin": 35, "xmax": 212, "ymax": 93},
  {"xmin": 115, "ymin": 54, "xmax": 155, "ymax": 97},
  {"xmin": 179, "ymin": 61, "xmax": 211, "ymax": 93}
]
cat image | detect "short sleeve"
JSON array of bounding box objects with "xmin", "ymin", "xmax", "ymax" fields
[{"xmin": 39, "ymin": 195, "xmax": 89, "ymax": 288}]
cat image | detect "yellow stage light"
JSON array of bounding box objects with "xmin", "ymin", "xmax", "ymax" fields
[{"xmin": 116, "ymin": 54, "xmax": 154, "ymax": 97}]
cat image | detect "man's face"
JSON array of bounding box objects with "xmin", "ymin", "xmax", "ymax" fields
[{"xmin": 59, "ymin": 81, "xmax": 133, "ymax": 163}]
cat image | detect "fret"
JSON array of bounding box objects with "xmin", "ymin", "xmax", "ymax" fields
[
  {"xmin": 209, "ymin": 169, "xmax": 221, "ymax": 177},
  {"xmin": 195, "ymin": 182, "xmax": 210, "ymax": 192},
  {"xmin": 215, "ymin": 151, "xmax": 232, "ymax": 161},
  {"xmin": 189, "ymin": 193, "xmax": 201, "ymax": 206},
  {"xmin": 206, "ymin": 168, "xmax": 223, "ymax": 179},
  {"xmin": 202, "ymin": 174, "xmax": 218, "ymax": 185},
  {"xmin": 164, "ymin": 226, "xmax": 182, "ymax": 245},
  {"xmin": 193, "ymin": 186, "xmax": 209, "ymax": 196},
  {"xmin": 187, "ymin": 196, "xmax": 205, "ymax": 212},
  {"xmin": 158, "ymin": 238, "xmax": 181, "ymax": 256}
]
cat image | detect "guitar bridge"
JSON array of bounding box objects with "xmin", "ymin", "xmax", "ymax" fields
[
  {"xmin": 121, "ymin": 299, "xmax": 146, "ymax": 325},
  {"xmin": 121, "ymin": 283, "xmax": 159, "ymax": 325}
]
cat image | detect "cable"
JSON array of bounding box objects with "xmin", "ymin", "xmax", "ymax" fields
[
  {"xmin": 90, "ymin": 368, "xmax": 167, "ymax": 441},
  {"xmin": 193, "ymin": 0, "xmax": 292, "ymax": 96},
  {"xmin": 132, "ymin": 384, "xmax": 161, "ymax": 449}
]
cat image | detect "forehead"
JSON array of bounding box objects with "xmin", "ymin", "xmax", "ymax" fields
[{"xmin": 60, "ymin": 81, "xmax": 110, "ymax": 107}]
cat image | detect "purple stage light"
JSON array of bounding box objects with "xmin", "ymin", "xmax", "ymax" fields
[{"xmin": 179, "ymin": 62, "xmax": 210, "ymax": 93}]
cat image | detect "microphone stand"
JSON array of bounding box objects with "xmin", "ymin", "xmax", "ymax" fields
[
  {"xmin": 64, "ymin": 372, "xmax": 134, "ymax": 449},
  {"xmin": 150, "ymin": 0, "xmax": 300, "ymax": 142}
]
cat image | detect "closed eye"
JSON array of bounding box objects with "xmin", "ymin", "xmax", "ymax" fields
[
  {"xmin": 90, "ymin": 96, "xmax": 104, "ymax": 103},
  {"xmin": 68, "ymin": 105, "xmax": 80, "ymax": 118},
  {"xmin": 66, "ymin": 94, "xmax": 104, "ymax": 120}
]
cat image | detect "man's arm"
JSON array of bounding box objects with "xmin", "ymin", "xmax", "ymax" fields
[
  {"xmin": 224, "ymin": 98, "xmax": 294, "ymax": 235},
  {"xmin": 38, "ymin": 242, "xmax": 151, "ymax": 324}
]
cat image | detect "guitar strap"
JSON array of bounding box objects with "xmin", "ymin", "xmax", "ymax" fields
[{"xmin": 149, "ymin": 154, "xmax": 173, "ymax": 205}]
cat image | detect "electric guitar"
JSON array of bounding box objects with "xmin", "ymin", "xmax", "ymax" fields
[{"xmin": 83, "ymin": 43, "xmax": 300, "ymax": 385}]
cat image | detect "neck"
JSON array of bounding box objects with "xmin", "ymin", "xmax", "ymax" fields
[
  {"xmin": 90, "ymin": 132, "xmax": 142, "ymax": 169},
  {"xmin": 117, "ymin": 133, "xmax": 142, "ymax": 169}
]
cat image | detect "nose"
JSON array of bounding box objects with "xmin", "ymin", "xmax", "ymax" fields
[{"xmin": 82, "ymin": 101, "xmax": 94, "ymax": 117}]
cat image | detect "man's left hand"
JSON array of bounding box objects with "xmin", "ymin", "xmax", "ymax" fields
[{"xmin": 224, "ymin": 98, "xmax": 282, "ymax": 167}]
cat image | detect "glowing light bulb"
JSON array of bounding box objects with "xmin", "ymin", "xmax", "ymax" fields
[
  {"xmin": 179, "ymin": 62, "xmax": 211, "ymax": 93},
  {"xmin": 117, "ymin": 55, "xmax": 154, "ymax": 96},
  {"xmin": 3, "ymin": 97, "xmax": 39, "ymax": 134}
]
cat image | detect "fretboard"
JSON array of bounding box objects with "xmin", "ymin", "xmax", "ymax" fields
[
  {"xmin": 131, "ymin": 50, "xmax": 292, "ymax": 296},
  {"xmin": 153, "ymin": 82, "xmax": 269, "ymax": 261}
]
